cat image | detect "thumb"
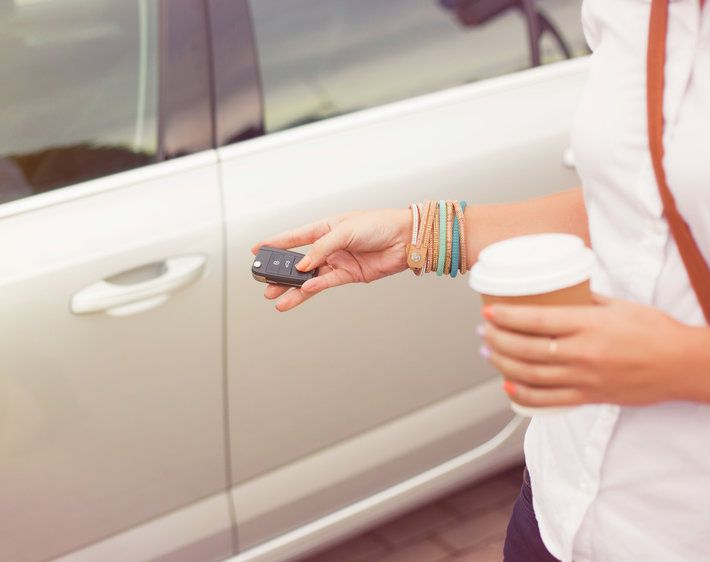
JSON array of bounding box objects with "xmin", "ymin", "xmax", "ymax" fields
[{"xmin": 296, "ymin": 225, "xmax": 351, "ymax": 271}]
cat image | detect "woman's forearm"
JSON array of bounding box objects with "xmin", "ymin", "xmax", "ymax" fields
[
  {"xmin": 674, "ymin": 326, "xmax": 710, "ymax": 403},
  {"xmin": 464, "ymin": 187, "xmax": 589, "ymax": 270}
]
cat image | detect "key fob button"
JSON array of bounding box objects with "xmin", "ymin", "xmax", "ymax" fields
[
  {"xmin": 279, "ymin": 256, "xmax": 294, "ymax": 276},
  {"xmin": 266, "ymin": 254, "xmax": 284, "ymax": 274},
  {"xmin": 292, "ymin": 256, "xmax": 310, "ymax": 278},
  {"xmin": 253, "ymin": 250, "xmax": 270, "ymax": 272}
]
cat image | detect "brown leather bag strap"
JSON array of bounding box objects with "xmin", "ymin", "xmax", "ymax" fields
[{"xmin": 647, "ymin": 0, "xmax": 710, "ymax": 323}]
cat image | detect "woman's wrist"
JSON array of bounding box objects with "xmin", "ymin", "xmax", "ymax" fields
[
  {"xmin": 396, "ymin": 206, "xmax": 412, "ymax": 245},
  {"xmin": 389, "ymin": 207, "xmax": 414, "ymax": 271}
]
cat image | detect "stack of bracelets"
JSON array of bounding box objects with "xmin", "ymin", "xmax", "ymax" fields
[{"xmin": 406, "ymin": 200, "xmax": 468, "ymax": 278}]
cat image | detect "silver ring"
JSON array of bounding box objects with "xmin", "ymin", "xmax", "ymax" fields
[{"xmin": 548, "ymin": 337, "xmax": 558, "ymax": 358}]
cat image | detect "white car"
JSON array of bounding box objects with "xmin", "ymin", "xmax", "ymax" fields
[{"xmin": 0, "ymin": 0, "xmax": 587, "ymax": 560}]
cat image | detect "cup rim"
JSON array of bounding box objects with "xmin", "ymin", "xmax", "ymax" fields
[{"xmin": 468, "ymin": 234, "xmax": 596, "ymax": 296}]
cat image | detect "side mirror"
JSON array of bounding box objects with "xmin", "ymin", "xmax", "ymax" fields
[
  {"xmin": 439, "ymin": 0, "xmax": 519, "ymax": 26},
  {"xmin": 438, "ymin": 0, "xmax": 574, "ymax": 67}
]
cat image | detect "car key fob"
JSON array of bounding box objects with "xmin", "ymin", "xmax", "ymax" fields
[{"xmin": 252, "ymin": 246, "xmax": 318, "ymax": 287}]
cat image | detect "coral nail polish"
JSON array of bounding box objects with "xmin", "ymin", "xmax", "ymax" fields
[
  {"xmin": 483, "ymin": 305, "xmax": 494, "ymax": 320},
  {"xmin": 503, "ymin": 380, "xmax": 516, "ymax": 395}
]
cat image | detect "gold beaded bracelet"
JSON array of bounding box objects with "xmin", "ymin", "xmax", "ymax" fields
[{"xmin": 444, "ymin": 200, "xmax": 453, "ymax": 275}]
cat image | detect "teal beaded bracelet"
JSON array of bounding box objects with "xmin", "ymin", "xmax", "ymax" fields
[{"xmin": 450, "ymin": 200, "xmax": 466, "ymax": 278}]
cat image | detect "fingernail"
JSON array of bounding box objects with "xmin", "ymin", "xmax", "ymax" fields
[
  {"xmin": 503, "ymin": 380, "xmax": 516, "ymax": 395},
  {"xmin": 297, "ymin": 256, "xmax": 311, "ymax": 271},
  {"xmin": 476, "ymin": 323, "xmax": 486, "ymax": 337},
  {"xmin": 483, "ymin": 305, "xmax": 494, "ymax": 320},
  {"xmin": 479, "ymin": 344, "xmax": 491, "ymax": 359}
]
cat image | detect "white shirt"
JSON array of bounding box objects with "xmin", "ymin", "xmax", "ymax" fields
[{"xmin": 525, "ymin": 1, "xmax": 710, "ymax": 561}]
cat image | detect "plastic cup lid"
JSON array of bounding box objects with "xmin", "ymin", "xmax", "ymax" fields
[{"xmin": 468, "ymin": 233, "xmax": 595, "ymax": 296}]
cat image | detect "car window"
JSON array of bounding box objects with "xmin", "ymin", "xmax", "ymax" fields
[
  {"xmin": 0, "ymin": 0, "xmax": 159, "ymax": 205},
  {"xmin": 249, "ymin": 0, "xmax": 587, "ymax": 134}
]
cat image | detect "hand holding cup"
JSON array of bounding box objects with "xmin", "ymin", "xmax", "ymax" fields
[{"xmin": 470, "ymin": 233, "xmax": 596, "ymax": 416}]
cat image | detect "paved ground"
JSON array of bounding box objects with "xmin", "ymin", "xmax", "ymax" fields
[{"xmin": 297, "ymin": 464, "xmax": 524, "ymax": 562}]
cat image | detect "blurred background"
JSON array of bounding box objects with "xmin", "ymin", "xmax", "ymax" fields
[{"xmin": 0, "ymin": 0, "xmax": 587, "ymax": 202}]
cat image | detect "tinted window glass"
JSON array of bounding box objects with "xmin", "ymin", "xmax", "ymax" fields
[
  {"xmin": 0, "ymin": 0, "xmax": 159, "ymax": 204},
  {"xmin": 250, "ymin": 0, "xmax": 587, "ymax": 133}
]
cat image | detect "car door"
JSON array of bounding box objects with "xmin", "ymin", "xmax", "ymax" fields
[
  {"xmin": 0, "ymin": 1, "xmax": 233, "ymax": 561},
  {"xmin": 215, "ymin": 0, "xmax": 587, "ymax": 556}
]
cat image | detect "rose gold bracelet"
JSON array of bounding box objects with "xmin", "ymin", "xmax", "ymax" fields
[
  {"xmin": 444, "ymin": 200, "xmax": 454, "ymax": 275},
  {"xmin": 431, "ymin": 201, "xmax": 440, "ymax": 270},
  {"xmin": 407, "ymin": 200, "xmax": 437, "ymax": 272},
  {"xmin": 426, "ymin": 201, "xmax": 436, "ymax": 273},
  {"xmin": 409, "ymin": 203, "xmax": 419, "ymax": 246},
  {"xmin": 417, "ymin": 202, "xmax": 427, "ymax": 272},
  {"xmin": 408, "ymin": 203, "xmax": 423, "ymax": 276}
]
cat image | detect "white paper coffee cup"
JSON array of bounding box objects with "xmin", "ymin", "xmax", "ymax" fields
[{"xmin": 469, "ymin": 233, "xmax": 596, "ymax": 417}]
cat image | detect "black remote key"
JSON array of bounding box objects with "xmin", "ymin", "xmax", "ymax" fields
[{"xmin": 252, "ymin": 246, "xmax": 318, "ymax": 287}]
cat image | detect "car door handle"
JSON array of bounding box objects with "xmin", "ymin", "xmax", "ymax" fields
[{"xmin": 71, "ymin": 255, "xmax": 207, "ymax": 316}]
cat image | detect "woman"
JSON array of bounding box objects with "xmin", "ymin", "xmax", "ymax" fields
[{"xmin": 251, "ymin": 1, "xmax": 710, "ymax": 560}]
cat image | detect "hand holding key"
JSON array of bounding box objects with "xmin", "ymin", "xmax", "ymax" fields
[
  {"xmin": 252, "ymin": 247, "xmax": 319, "ymax": 287},
  {"xmin": 250, "ymin": 208, "xmax": 411, "ymax": 312}
]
